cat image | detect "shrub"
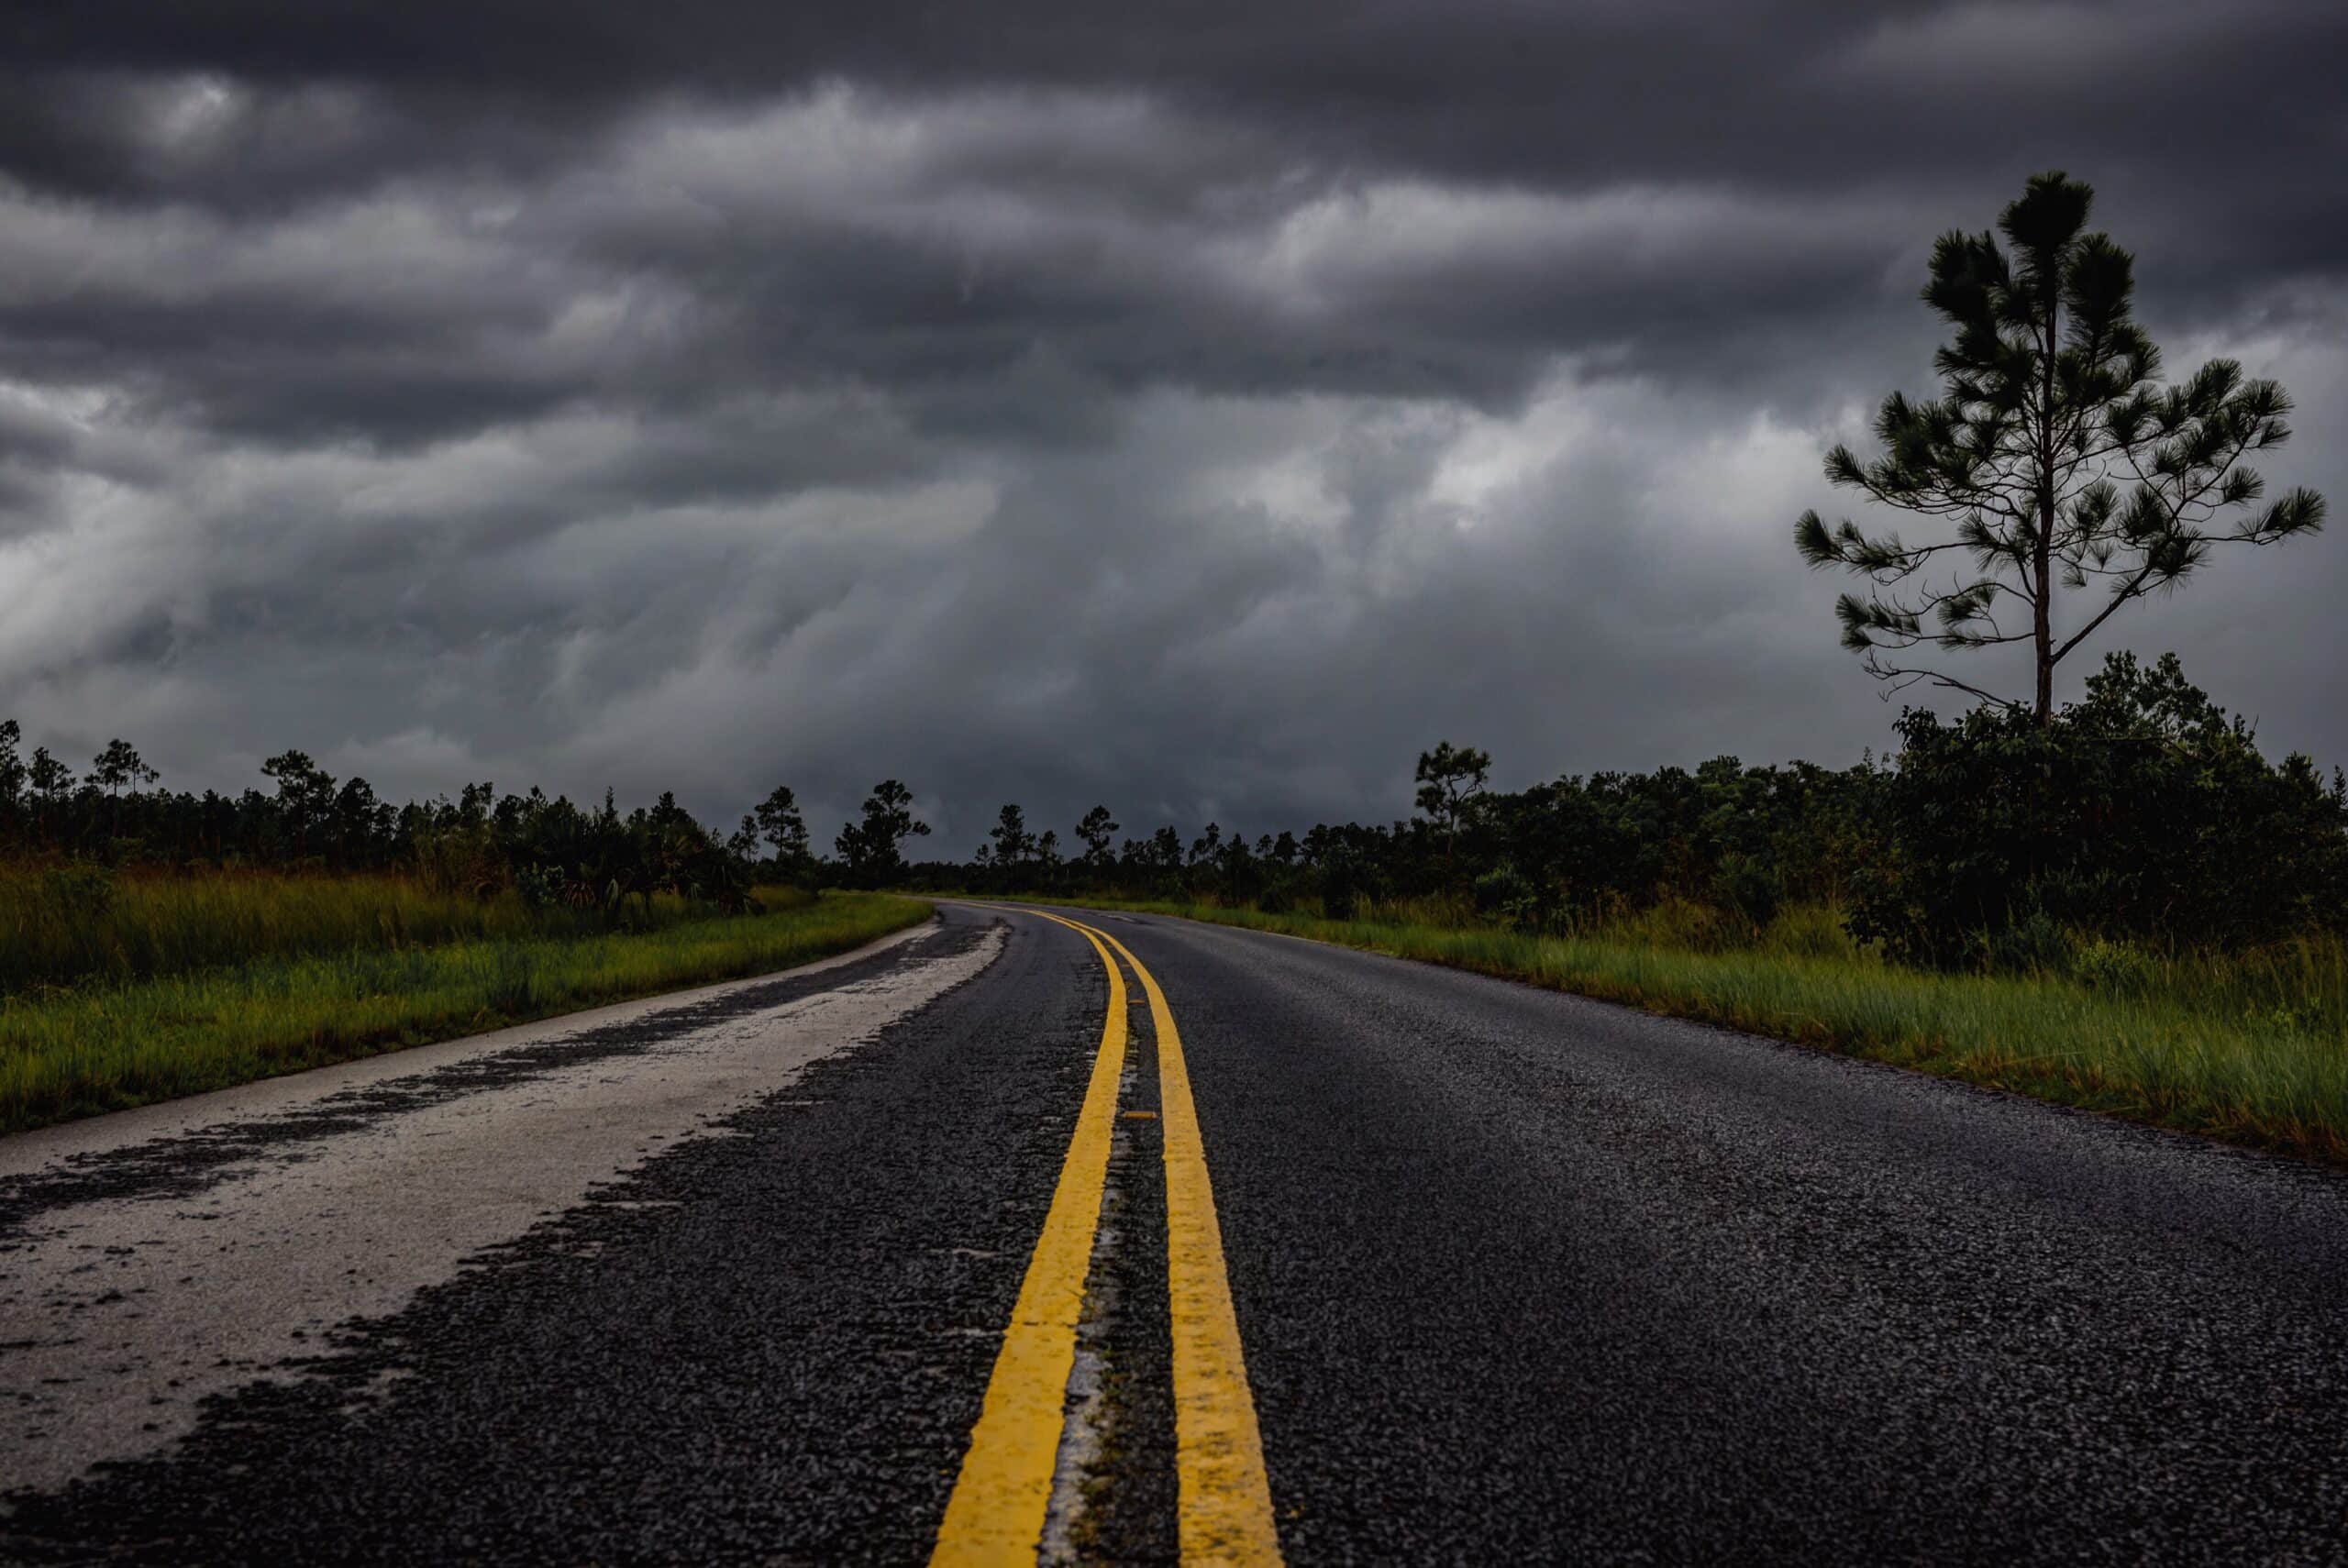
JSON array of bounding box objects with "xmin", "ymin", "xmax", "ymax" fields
[
  {"xmin": 1709, "ymin": 852, "xmax": 1782, "ymax": 932},
  {"xmin": 1472, "ymin": 862, "xmax": 1531, "ymax": 919},
  {"xmin": 1981, "ymin": 910, "xmax": 2073, "ymax": 977},
  {"xmin": 40, "ymin": 865, "xmax": 117, "ymax": 920},
  {"xmin": 1320, "ymin": 850, "xmax": 1362, "ymax": 922},
  {"xmin": 515, "ymin": 864, "xmax": 567, "ymax": 911},
  {"xmin": 2072, "ymin": 937, "xmax": 2159, "ymax": 996},
  {"xmin": 1605, "ymin": 896, "xmax": 1742, "ymax": 954},
  {"xmin": 1848, "ymin": 653, "xmax": 2348, "ymax": 966},
  {"xmin": 1761, "ymin": 903, "xmax": 1861, "ymax": 962}
]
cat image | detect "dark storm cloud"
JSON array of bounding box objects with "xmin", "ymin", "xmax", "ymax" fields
[
  {"xmin": 11, "ymin": 3, "xmax": 2342, "ymax": 230},
  {"xmin": 1, "ymin": 1, "xmax": 2343, "ymax": 841}
]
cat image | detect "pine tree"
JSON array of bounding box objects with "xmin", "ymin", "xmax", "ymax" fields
[
  {"xmin": 1075, "ymin": 805, "xmax": 1120, "ymax": 870},
  {"xmin": 261, "ymin": 750, "xmax": 338, "ymax": 855},
  {"xmin": 989, "ymin": 802, "xmax": 1034, "ymax": 866},
  {"xmin": 1797, "ymin": 171, "xmax": 2324, "ymax": 721},
  {"xmin": 91, "ymin": 738, "xmax": 158, "ymax": 798},
  {"xmin": 1414, "ymin": 739, "xmax": 1491, "ymax": 879},
  {"xmin": 834, "ymin": 779, "xmax": 929, "ymax": 887},
  {"xmin": 753, "ymin": 784, "xmax": 810, "ymax": 869},
  {"xmin": 0, "ymin": 721, "xmax": 26, "ymax": 834},
  {"xmin": 28, "ymin": 746, "xmax": 72, "ymax": 806}
]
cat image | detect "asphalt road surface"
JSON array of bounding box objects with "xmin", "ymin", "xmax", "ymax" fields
[{"xmin": 5, "ymin": 901, "xmax": 2347, "ymax": 1563}]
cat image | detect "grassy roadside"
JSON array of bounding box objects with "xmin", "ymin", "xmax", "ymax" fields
[
  {"xmin": 0, "ymin": 891, "xmax": 932, "ymax": 1132},
  {"xmin": 1, "ymin": 863, "xmax": 595, "ymax": 994},
  {"xmin": 1010, "ymin": 895, "xmax": 2348, "ymax": 1164}
]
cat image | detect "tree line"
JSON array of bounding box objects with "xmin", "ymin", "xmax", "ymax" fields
[
  {"xmin": 0, "ymin": 723, "xmax": 937, "ymax": 919},
  {"xmin": 10, "ymin": 636, "xmax": 2341, "ymax": 970},
  {"xmin": 929, "ymin": 650, "xmax": 2348, "ymax": 968}
]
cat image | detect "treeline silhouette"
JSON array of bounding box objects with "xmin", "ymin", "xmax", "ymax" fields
[
  {"xmin": 8, "ymin": 651, "xmax": 2343, "ymax": 969},
  {"xmin": 0, "ymin": 725, "xmax": 780, "ymax": 919},
  {"xmin": 930, "ymin": 653, "xmax": 2348, "ymax": 969},
  {"xmin": 0, "ymin": 712, "xmax": 957, "ymax": 921}
]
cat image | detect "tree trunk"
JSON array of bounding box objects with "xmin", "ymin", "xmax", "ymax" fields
[
  {"xmin": 2032, "ymin": 532, "xmax": 2054, "ymax": 723},
  {"xmin": 2033, "ymin": 281, "xmax": 2059, "ymax": 726}
]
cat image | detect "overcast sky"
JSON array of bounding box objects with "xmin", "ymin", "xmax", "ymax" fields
[{"xmin": 3, "ymin": 1, "xmax": 2342, "ymax": 850}]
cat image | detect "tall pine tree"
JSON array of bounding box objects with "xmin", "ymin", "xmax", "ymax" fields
[{"xmin": 1797, "ymin": 171, "xmax": 2324, "ymax": 721}]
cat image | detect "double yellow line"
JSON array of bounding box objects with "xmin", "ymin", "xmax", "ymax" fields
[{"xmin": 931, "ymin": 907, "xmax": 1281, "ymax": 1567}]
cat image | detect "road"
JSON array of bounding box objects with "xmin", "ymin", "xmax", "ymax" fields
[{"xmin": 4, "ymin": 901, "xmax": 2347, "ymax": 1563}]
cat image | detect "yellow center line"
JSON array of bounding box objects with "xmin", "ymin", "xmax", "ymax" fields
[
  {"xmin": 1086, "ymin": 920, "xmax": 1283, "ymax": 1568},
  {"xmin": 930, "ymin": 913, "xmax": 1128, "ymax": 1565},
  {"xmin": 933, "ymin": 902, "xmax": 1282, "ymax": 1566}
]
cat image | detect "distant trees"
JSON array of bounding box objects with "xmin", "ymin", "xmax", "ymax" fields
[
  {"xmin": 1146, "ymin": 826, "xmax": 1182, "ymax": 878},
  {"xmin": 835, "ymin": 779, "xmax": 929, "ymax": 889},
  {"xmin": 261, "ymin": 750, "xmax": 338, "ymax": 856},
  {"xmin": 0, "ymin": 723, "xmax": 797, "ymax": 923},
  {"xmin": 1075, "ymin": 805, "xmax": 1119, "ymax": 871},
  {"xmin": 7, "ymin": 685, "xmax": 2342, "ymax": 974},
  {"xmin": 1414, "ymin": 740, "xmax": 1490, "ymax": 881},
  {"xmin": 332, "ymin": 777, "xmax": 390, "ymax": 865},
  {"xmin": 989, "ymin": 802, "xmax": 1034, "ymax": 867},
  {"xmin": 902, "ymin": 666, "xmax": 2348, "ymax": 968},
  {"xmin": 753, "ymin": 784, "xmax": 812, "ymax": 877},
  {"xmin": 0, "ymin": 722, "xmax": 21, "ymax": 826},
  {"xmin": 28, "ymin": 746, "xmax": 72, "ymax": 805},
  {"xmin": 1798, "ymin": 171, "xmax": 2325, "ymax": 721},
  {"xmin": 90, "ymin": 740, "xmax": 158, "ymax": 799},
  {"xmin": 88, "ymin": 734, "xmax": 159, "ymax": 848},
  {"xmin": 1091, "ymin": 825, "xmax": 1185, "ymax": 897}
]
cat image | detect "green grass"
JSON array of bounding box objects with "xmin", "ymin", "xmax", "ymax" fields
[
  {"xmin": 0, "ymin": 864, "xmax": 637, "ymax": 994},
  {"xmin": 1017, "ymin": 894, "xmax": 2348, "ymax": 1164},
  {"xmin": 0, "ymin": 890, "xmax": 932, "ymax": 1132}
]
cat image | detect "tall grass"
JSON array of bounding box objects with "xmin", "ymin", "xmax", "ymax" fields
[
  {"xmin": 0, "ymin": 865, "xmax": 664, "ymax": 995},
  {"xmin": 0, "ymin": 891, "xmax": 930, "ymax": 1132},
  {"xmin": 1034, "ymin": 894, "xmax": 2348, "ymax": 1163}
]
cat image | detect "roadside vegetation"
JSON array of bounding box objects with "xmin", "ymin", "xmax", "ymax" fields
[
  {"xmin": 0, "ymin": 885, "xmax": 927, "ymax": 1131},
  {"xmin": 0, "ymin": 734, "xmax": 942, "ymax": 1130}
]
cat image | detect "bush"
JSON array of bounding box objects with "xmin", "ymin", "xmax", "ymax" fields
[
  {"xmin": 1472, "ymin": 861, "xmax": 1532, "ymax": 922},
  {"xmin": 1709, "ymin": 852, "xmax": 1782, "ymax": 932},
  {"xmin": 1761, "ymin": 903, "xmax": 1861, "ymax": 962},
  {"xmin": 1981, "ymin": 909, "xmax": 2073, "ymax": 977},
  {"xmin": 515, "ymin": 864, "xmax": 567, "ymax": 911},
  {"xmin": 40, "ymin": 865, "xmax": 117, "ymax": 920},
  {"xmin": 2072, "ymin": 937, "xmax": 2159, "ymax": 995},
  {"xmin": 1847, "ymin": 653, "xmax": 2348, "ymax": 967},
  {"xmin": 1605, "ymin": 896, "xmax": 1743, "ymax": 954},
  {"xmin": 1320, "ymin": 850, "xmax": 1362, "ymax": 922}
]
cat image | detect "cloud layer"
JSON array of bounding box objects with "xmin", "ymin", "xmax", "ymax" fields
[{"xmin": 4, "ymin": 1, "xmax": 2343, "ymax": 847}]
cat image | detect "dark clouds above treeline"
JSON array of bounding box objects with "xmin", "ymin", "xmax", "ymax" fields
[{"xmin": 3, "ymin": 1, "xmax": 2342, "ymax": 849}]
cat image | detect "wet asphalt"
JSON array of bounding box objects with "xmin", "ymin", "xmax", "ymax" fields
[
  {"xmin": 2, "ymin": 911, "xmax": 1087, "ymax": 1562},
  {"xmin": 1087, "ymin": 908, "xmax": 2348, "ymax": 1564},
  {"xmin": 8, "ymin": 902, "xmax": 2348, "ymax": 1563}
]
